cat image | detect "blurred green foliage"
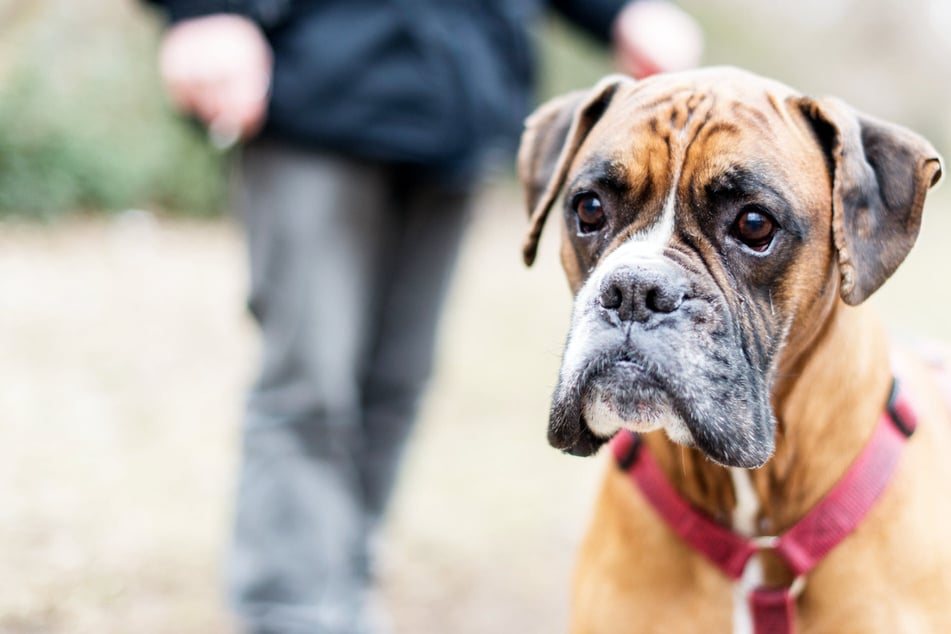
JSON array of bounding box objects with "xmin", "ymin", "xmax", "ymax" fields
[
  {"xmin": 0, "ymin": 2, "xmax": 227, "ymax": 219},
  {"xmin": 0, "ymin": 65, "xmax": 227, "ymax": 219}
]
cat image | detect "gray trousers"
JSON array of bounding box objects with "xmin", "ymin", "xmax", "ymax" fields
[{"xmin": 226, "ymin": 140, "xmax": 471, "ymax": 634}]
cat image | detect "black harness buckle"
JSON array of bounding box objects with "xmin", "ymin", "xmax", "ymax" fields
[
  {"xmin": 887, "ymin": 378, "xmax": 916, "ymax": 438},
  {"xmin": 617, "ymin": 431, "xmax": 643, "ymax": 470}
]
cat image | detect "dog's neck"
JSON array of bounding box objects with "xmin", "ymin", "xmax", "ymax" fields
[{"xmin": 642, "ymin": 300, "xmax": 892, "ymax": 537}]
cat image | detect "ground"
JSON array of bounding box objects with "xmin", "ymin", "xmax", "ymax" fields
[{"xmin": 1, "ymin": 183, "xmax": 949, "ymax": 633}]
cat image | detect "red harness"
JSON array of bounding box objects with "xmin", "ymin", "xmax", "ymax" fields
[{"xmin": 611, "ymin": 378, "xmax": 917, "ymax": 634}]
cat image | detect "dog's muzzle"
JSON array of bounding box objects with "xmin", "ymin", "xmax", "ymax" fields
[{"xmin": 548, "ymin": 256, "xmax": 776, "ymax": 468}]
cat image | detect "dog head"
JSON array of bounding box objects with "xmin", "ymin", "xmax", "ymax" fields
[{"xmin": 519, "ymin": 68, "xmax": 942, "ymax": 468}]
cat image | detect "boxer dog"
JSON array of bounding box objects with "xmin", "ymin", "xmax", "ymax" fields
[{"xmin": 518, "ymin": 68, "xmax": 948, "ymax": 632}]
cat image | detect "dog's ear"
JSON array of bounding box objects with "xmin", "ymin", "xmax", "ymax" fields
[
  {"xmin": 797, "ymin": 96, "xmax": 944, "ymax": 305},
  {"xmin": 518, "ymin": 76, "xmax": 629, "ymax": 266}
]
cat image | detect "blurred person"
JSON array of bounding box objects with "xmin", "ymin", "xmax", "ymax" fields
[{"xmin": 148, "ymin": 1, "xmax": 703, "ymax": 633}]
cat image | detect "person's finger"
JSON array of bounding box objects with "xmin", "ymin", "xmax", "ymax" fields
[
  {"xmin": 211, "ymin": 71, "xmax": 270, "ymax": 139},
  {"xmin": 614, "ymin": 49, "xmax": 664, "ymax": 79}
]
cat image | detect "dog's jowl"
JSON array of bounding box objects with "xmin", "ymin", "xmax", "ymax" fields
[{"xmin": 519, "ymin": 67, "xmax": 949, "ymax": 633}]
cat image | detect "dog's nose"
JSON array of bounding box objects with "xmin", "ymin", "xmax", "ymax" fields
[{"xmin": 599, "ymin": 265, "xmax": 687, "ymax": 322}]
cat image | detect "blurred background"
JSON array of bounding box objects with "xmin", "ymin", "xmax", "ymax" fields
[{"xmin": 1, "ymin": 0, "xmax": 949, "ymax": 632}]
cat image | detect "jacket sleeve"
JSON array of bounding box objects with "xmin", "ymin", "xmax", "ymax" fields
[
  {"xmin": 146, "ymin": 0, "xmax": 292, "ymax": 29},
  {"xmin": 550, "ymin": 0, "xmax": 630, "ymax": 42}
]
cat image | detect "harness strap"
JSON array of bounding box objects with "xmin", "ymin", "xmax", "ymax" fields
[
  {"xmin": 612, "ymin": 431, "xmax": 754, "ymax": 579},
  {"xmin": 773, "ymin": 399, "xmax": 913, "ymax": 575},
  {"xmin": 749, "ymin": 587, "xmax": 795, "ymax": 634},
  {"xmin": 611, "ymin": 377, "xmax": 917, "ymax": 633}
]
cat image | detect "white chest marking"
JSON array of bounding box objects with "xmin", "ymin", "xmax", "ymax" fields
[{"xmin": 730, "ymin": 468, "xmax": 762, "ymax": 634}]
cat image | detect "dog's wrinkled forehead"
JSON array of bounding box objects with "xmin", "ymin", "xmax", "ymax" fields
[
  {"xmin": 578, "ymin": 78, "xmax": 809, "ymax": 207},
  {"xmin": 576, "ymin": 69, "xmax": 804, "ymax": 157},
  {"xmin": 554, "ymin": 72, "xmax": 823, "ymax": 286}
]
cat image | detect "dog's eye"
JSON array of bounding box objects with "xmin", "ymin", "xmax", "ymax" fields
[
  {"xmin": 732, "ymin": 206, "xmax": 777, "ymax": 252},
  {"xmin": 574, "ymin": 193, "xmax": 606, "ymax": 233}
]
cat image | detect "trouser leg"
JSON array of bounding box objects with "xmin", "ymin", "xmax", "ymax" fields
[
  {"xmin": 356, "ymin": 179, "xmax": 472, "ymax": 528},
  {"xmin": 227, "ymin": 141, "xmax": 392, "ymax": 634}
]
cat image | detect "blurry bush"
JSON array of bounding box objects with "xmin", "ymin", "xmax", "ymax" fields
[{"xmin": 0, "ymin": 0, "xmax": 226, "ymax": 219}]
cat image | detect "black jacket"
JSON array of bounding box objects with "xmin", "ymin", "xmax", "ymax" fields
[{"xmin": 151, "ymin": 0, "xmax": 626, "ymax": 181}]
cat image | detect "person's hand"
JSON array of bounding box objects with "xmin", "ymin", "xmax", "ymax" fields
[
  {"xmin": 611, "ymin": 1, "xmax": 704, "ymax": 79},
  {"xmin": 158, "ymin": 14, "xmax": 272, "ymax": 146}
]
